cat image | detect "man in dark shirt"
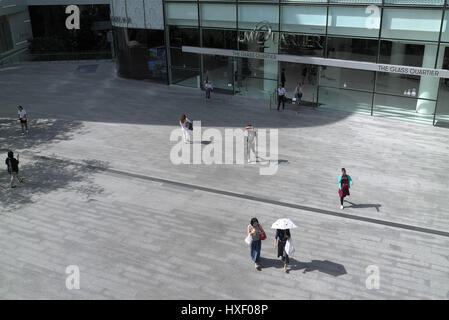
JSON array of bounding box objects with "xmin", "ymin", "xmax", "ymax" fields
[{"xmin": 5, "ymin": 151, "xmax": 23, "ymax": 188}]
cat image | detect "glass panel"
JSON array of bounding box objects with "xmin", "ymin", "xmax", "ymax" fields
[
  {"xmin": 280, "ymin": 5, "xmax": 327, "ymax": 34},
  {"xmin": 238, "ymin": 31, "xmax": 279, "ymax": 53},
  {"xmin": 318, "ymin": 87, "xmax": 373, "ymax": 114},
  {"xmin": 238, "ymin": 5, "xmax": 279, "ymax": 31},
  {"xmin": 200, "ymin": 4, "xmax": 236, "ymax": 28},
  {"xmin": 166, "ymin": 2, "xmax": 198, "ymax": 26},
  {"xmin": 170, "ymin": 48, "xmax": 199, "ymax": 69},
  {"xmin": 169, "ymin": 26, "xmax": 199, "ymax": 48},
  {"xmin": 279, "ymin": 62, "xmax": 319, "ymax": 105},
  {"xmin": 202, "ymin": 29, "xmax": 237, "ymax": 50},
  {"xmin": 279, "ymin": 33, "xmax": 325, "ymax": 57},
  {"xmin": 320, "ymin": 67, "xmax": 375, "ymax": 92},
  {"xmin": 384, "ymin": 0, "xmax": 444, "ymax": 5},
  {"xmin": 330, "ymin": 0, "xmax": 381, "ymax": 3},
  {"xmin": 0, "ymin": 16, "xmax": 14, "ymax": 54},
  {"xmin": 376, "ymin": 72, "xmax": 420, "ymax": 97},
  {"xmin": 381, "ymin": 8, "xmax": 442, "ymax": 41},
  {"xmin": 379, "ymin": 40, "xmax": 437, "ymax": 68},
  {"xmin": 282, "ymin": 0, "xmax": 327, "ymax": 2},
  {"xmin": 440, "ymin": 10, "xmax": 449, "ymax": 42},
  {"xmin": 171, "ymin": 68, "xmax": 201, "ymax": 88},
  {"xmin": 113, "ymin": 27, "xmax": 167, "ymax": 83},
  {"xmin": 203, "ymin": 55, "xmax": 235, "ymax": 91},
  {"xmin": 326, "ymin": 37, "xmax": 378, "ymax": 63},
  {"xmin": 435, "ymin": 79, "xmax": 449, "ymax": 126},
  {"xmin": 373, "ymin": 94, "xmax": 435, "ymax": 125},
  {"xmin": 327, "ymin": 6, "xmax": 379, "ymax": 37}
]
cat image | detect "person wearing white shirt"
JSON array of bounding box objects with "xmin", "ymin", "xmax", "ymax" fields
[
  {"xmin": 204, "ymin": 80, "xmax": 213, "ymax": 99},
  {"xmin": 17, "ymin": 106, "xmax": 28, "ymax": 135},
  {"xmin": 245, "ymin": 125, "xmax": 257, "ymax": 163},
  {"xmin": 179, "ymin": 114, "xmax": 192, "ymax": 143},
  {"xmin": 277, "ymin": 85, "xmax": 286, "ymax": 111},
  {"xmin": 294, "ymin": 83, "xmax": 303, "ymax": 105}
]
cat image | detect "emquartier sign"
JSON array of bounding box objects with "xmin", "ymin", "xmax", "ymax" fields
[{"xmin": 183, "ymin": 46, "xmax": 449, "ymax": 79}]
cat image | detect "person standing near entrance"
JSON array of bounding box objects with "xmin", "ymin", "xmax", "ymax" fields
[
  {"xmin": 17, "ymin": 106, "xmax": 28, "ymax": 135},
  {"xmin": 338, "ymin": 168, "xmax": 353, "ymax": 209},
  {"xmin": 277, "ymin": 84, "xmax": 286, "ymax": 111},
  {"xmin": 294, "ymin": 83, "xmax": 303, "ymax": 105},
  {"xmin": 204, "ymin": 80, "xmax": 213, "ymax": 99},
  {"xmin": 281, "ymin": 68, "xmax": 286, "ymax": 87}
]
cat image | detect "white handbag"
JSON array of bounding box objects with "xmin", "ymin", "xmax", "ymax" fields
[
  {"xmin": 285, "ymin": 239, "xmax": 295, "ymax": 255},
  {"xmin": 244, "ymin": 234, "xmax": 252, "ymax": 245}
]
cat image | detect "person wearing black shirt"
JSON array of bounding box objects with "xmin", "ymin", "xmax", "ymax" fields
[
  {"xmin": 274, "ymin": 228, "xmax": 291, "ymax": 273},
  {"xmin": 5, "ymin": 151, "xmax": 23, "ymax": 188}
]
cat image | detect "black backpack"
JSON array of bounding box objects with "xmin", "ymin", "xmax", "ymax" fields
[{"xmin": 6, "ymin": 158, "xmax": 18, "ymax": 173}]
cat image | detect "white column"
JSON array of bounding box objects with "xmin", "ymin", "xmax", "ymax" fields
[
  {"xmin": 390, "ymin": 42, "xmax": 406, "ymax": 66},
  {"xmin": 263, "ymin": 37, "xmax": 278, "ymax": 98},
  {"xmin": 416, "ymin": 44, "xmax": 443, "ymax": 114}
]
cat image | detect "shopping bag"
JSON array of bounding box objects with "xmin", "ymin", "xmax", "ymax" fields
[
  {"xmin": 285, "ymin": 239, "xmax": 295, "ymax": 255},
  {"xmin": 244, "ymin": 234, "xmax": 252, "ymax": 246}
]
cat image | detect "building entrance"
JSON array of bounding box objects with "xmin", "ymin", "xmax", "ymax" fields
[{"xmin": 279, "ymin": 62, "xmax": 318, "ymax": 107}]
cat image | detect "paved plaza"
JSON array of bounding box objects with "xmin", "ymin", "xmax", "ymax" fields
[{"xmin": 0, "ymin": 61, "xmax": 449, "ymax": 299}]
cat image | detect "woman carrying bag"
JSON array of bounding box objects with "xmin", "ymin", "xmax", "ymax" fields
[
  {"xmin": 246, "ymin": 218, "xmax": 266, "ymax": 270},
  {"xmin": 274, "ymin": 228, "xmax": 291, "ymax": 273}
]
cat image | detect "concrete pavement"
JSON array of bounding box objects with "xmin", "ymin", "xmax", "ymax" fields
[{"xmin": 0, "ymin": 61, "xmax": 449, "ymax": 299}]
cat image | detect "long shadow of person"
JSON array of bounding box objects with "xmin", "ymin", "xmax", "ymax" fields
[
  {"xmin": 289, "ymin": 258, "xmax": 347, "ymax": 276},
  {"xmin": 258, "ymin": 257, "xmax": 346, "ymax": 276},
  {"xmin": 344, "ymin": 200, "xmax": 381, "ymax": 212}
]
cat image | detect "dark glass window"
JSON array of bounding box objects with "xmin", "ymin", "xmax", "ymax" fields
[
  {"xmin": 169, "ymin": 26, "xmax": 199, "ymax": 48},
  {"xmin": 0, "ymin": 16, "xmax": 14, "ymax": 54},
  {"xmin": 279, "ymin": 34, "xmax": 325, "ymax": 57},
  {"xmin": 202, "ymin": 29, "xmax": 237, "ymax": 50},
  {"xmin": 379, "ymin": 41, "xmax": 425, "ymax": 67},
  {"xmin": 326, "ymin": 37, "xmax": 378, "ymax": 63},
  {"xmin": 170, "ymin": 48, "xmax": 199, "ymax": 69},
  {"xmin": 113, "ymin": 27, "xmax": 167, "ymax": 83}
]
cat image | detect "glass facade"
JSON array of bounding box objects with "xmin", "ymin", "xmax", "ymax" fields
[
  {"xmin": 0, "ymin": 16, "xmax": 14, "ymax": 54},
  {"xmin": 110, "ymin": 0, "xmax": 449, "ymax": 126}
]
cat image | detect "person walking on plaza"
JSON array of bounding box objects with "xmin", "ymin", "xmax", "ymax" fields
[
  {"xmin": 338, "ymin": 168, "xmax": 353, "ymax": 209},
  {"xmin": 245, "ymin": 124, "xmax": 257, "ymax": 163},
  {"xmin": 204, "ymin": 80, "xmax": 213, "ymax": 99},
  {"xmin": 275, "ymin": 228, "xmax": 291, "ymax": 273},
  {"xmin": 277, "ymin": 84, "xmax": 286, "ymax": 111},
  {"xmin": 179, "ymin": 114, "xmax": 193, "ymax": 144},
  {"xmin": 5, "ymin": 151, "xmax": 23, "ymax": 188},
  {"xmin": 271, "ymin": 218, "xmax": 297, "ymax": 273},
  {"xmin": 280, "ymin": 68, "xmax": 286, "ymax": 87},
  {"xmin": 247, "ymin": 217, "xmax": 266, "ymax": 270},
  {"xmin": 294, "ymin": 83, "xmax": 303, "ymax": 105},
  {"xmin": 17, "ymin": 106, "xmax": 28, "ymax": 135}
]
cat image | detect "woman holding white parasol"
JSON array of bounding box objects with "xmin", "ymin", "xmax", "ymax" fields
[{"xmin": 272, "ymin": 218, "xmax": 297, "ymax": 273}]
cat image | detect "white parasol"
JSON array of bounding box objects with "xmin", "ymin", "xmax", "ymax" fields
[{"xmin": 271, "ymin": 218, "xmax": 298, "ymax": 230}]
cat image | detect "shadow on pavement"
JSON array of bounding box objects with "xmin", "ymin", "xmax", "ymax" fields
[
  {"xmin": 0, "ymin": 118, "xmax": 84, "ymax": 152},
  {"xmin": 259, "ymin": 257, "xmax": 347, "ymax": 276},
  {"xmin": 344, "ymin": 200, "xmax": 381, "ymax": 212},
  {"xmin": 0, "ymin": 156, "xmax": 107, "ymax": 212}
]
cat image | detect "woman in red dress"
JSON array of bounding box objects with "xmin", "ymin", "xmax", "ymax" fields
[{"xmin": 338, "ymin": 168, "xmax": 353, "ymax": 209}]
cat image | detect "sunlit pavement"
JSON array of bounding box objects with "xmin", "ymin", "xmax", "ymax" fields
[{"xmin": 0, "ymin": 61, "xmax": 448, "ymax": 299}]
